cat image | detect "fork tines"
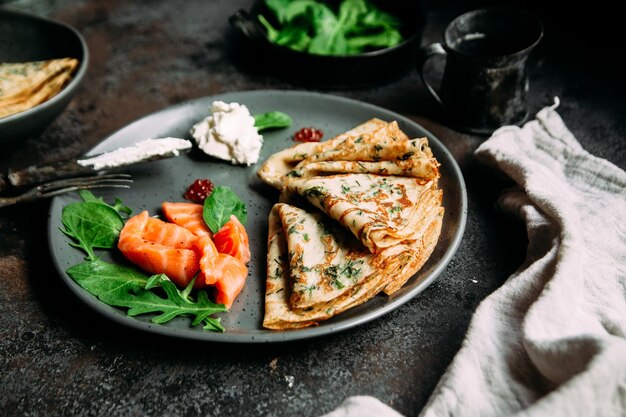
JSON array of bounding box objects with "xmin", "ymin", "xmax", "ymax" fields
[
  {"xmin": 38, "ymin": 173, "xmax": 133, "ymax": 198},
  {"xmin": 0, "ymin": 173, "xmax": 134, "ymax": 208}
]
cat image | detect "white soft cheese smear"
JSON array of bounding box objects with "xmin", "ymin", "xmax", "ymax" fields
[
  {"xmin": 77, "ymin": 137, "xmax": 191, "ymax": 170},
  {"xmin": 190, "ymin": 101, "xmax": 263, "ymax": 166}
]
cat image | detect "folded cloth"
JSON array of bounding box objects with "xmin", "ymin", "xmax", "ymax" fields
[
  {"xmin": 319, "ymin": 396, "xmax": 404, "ymax": 417},
  {"xmin": 318, "ymin": 99, "xmax": 626, "ymax": 417}
]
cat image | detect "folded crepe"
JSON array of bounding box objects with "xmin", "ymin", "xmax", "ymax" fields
[
  {"xmin": 281, "ymin": 173, "xmax": 443, "ymax": 253},
  {"xmin": 0, "ymin": 57, "xmax": 79, "ymax": 118},
  {"xmin": 263, "ymin": 202, "xmax": 443, "ymax": 329},
  {"xmin": 257, "ymin": 118, "xmax": 440, "ymax": 190},
  {"xmin": 259, "ymin": 118, "xmax": 445, "ymax": 329}
]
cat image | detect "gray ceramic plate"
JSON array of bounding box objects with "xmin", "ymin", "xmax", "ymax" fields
[{"xmin": 48, "ymin": 90, "xmax": 467, "ymax": 343}]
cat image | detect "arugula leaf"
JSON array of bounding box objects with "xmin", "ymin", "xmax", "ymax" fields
[
  {"xmin": 144, "ymin": 274, "xmax": 226, "ymax": 331},
  {"xmin": 61, "ymin": 201, "xmax": 125, "ymax": 260},
  {"xmin": 67, "ymin": 260, "xmax": 226, "ymax": 332},
  {"xmin": 202, "ymin": 318, "xmax": 225, "ymax": 332},
  {"xmin": 203, "ymin": 186, "xmax": 247, "ymax": 233},
  {"xmin": 254, "ymin": 111, "xmax": 293, "ymax": 131}
]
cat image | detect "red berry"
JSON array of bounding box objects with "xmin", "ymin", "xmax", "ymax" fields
[
  {"xmin": 294, "ymin": 127, "xmax": 323, "ymax": 142},
  {"xmin": 184, "ymin": 179, "xmax": 214, "ymax": 203}
]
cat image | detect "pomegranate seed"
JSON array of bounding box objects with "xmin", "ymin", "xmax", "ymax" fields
[
  {"xmin": 184, "ymin": 179, "xmax": 214, "ymax": 203},
  {"xmin": 294, "ymin": 127, "xmax": 323, "ymax": 142}
]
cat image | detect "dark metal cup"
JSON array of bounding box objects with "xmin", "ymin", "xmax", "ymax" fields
[{"xmin": 417, "ymin": 7, "xmax": 544, "ymax": 134}]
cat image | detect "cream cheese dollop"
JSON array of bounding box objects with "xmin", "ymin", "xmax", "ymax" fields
[{"xmin": 190, "ymin": 101, "xmax": 263, "ymax": 166}]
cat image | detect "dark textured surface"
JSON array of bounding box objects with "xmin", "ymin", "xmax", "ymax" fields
[{"xmin": 0, "ymin": 1, "xmax": 623, "ymax": 416}]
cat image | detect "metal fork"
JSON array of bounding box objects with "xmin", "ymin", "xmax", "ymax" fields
[{"xmin": 0, "ymin": 173, "xmax": 133, "ymax": 208}]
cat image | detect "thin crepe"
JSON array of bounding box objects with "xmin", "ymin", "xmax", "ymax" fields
[
  {"xmin": 0, "ymin": 57, "xmax": 79, "ymax": 118},
  {"xmin": 263, "ymin": 203, "xmax": 443, "ymax": 329},
  {"xmin": 259, "ymin": 118, "xmax": 445, "ymax": 329},
  {"xmin": 282, "ymin": 173, "xmax": 443, "ymax": 253},
  {"xmin": 257, "ymin": 118, "xmax": 440, "ymax": 190}
]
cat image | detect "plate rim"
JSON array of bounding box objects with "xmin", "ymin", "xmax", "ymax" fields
[{"xmin": 47, "ymin": 89, "xmax": 468, "ymax": 343}]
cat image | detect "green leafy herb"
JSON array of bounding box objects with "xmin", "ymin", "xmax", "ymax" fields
[
  {"xmin": 61, "ymin": 201, "xmax": 125, "ymax": 260},
  {"xmin": 67, "ymin": 260, "xmax": 226, "ymax": 332},
  {"xmin": 254, "ymin": 111, "xmax": 293, "ymax": 132},
  {"xmin": 259, "ymin": 0, "xmax": 403, "ymax": 56},
  {"xmin": 61, "ymin": 191, "xmax": 227, "ymax": 332},
  {"xmin": 203, "ymin": 186, "xmax": 247, "ymax": 233},
  {"xmin": 78, "ymin": 189, "xmax": 132, "ymax": 216}
]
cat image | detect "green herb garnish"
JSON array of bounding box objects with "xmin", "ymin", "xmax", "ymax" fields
[
  {"xmin": 61, "ymin": 191, "xmax": 227, "ymax": 332},
  {"xmin": 254, "ymin": 111, "xmax": 293, "ymax": 131},
  {"xmin": 67, "ymin": 261, "xmax": 226, "ymax": 332},
  {"xmin": 259, "ymin": 0, "xmax": 403, "ymax": 56},
  {"xmin": 203, "ymin": 186, "xmax": 248, "ymax": 233},
  {"xmin": 61, "ymin": 191, "xmax": 129, "ymax": 260}
]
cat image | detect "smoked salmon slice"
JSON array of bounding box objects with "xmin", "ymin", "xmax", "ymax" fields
[
  {"xmin": 161, "ymin": 202, "xmax": 211, "ymax": 237},
  {"xmin": 213, "ymin": 215, "xmax": 251, "ymax": 263},
  {"xmin": 194, "ymin": 235, "xmax": 220, "ymax": 285},
  {"xmin": 212, "ymin": 255, "xmax": 248, "ymax": 308},
  {"xmin": 118, "ymin": 205, "xmax": 251, "ymax": 309},
  {"xmin": 161, "ymin": 203, "xmax": 249, "ymax": 265},
  {"xmin": 194, "ymin": 234, "xmax": 249, "ymax": 308},
  {"xmin": 118, "ymin": 210, "xmax": 200, "ymax": 288}
]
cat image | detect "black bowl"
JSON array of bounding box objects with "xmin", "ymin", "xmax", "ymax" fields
[
  {"xmin": 0, "ymin": 8, "xmax": 88, "ymax": 145},
  {"xmin": 229, "ymin": 0, "xmax": 426, "ymax": 88}
]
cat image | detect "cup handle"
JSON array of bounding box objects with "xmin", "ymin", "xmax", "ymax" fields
[{"xmin": 416, "ymin": 43, "xmax": 447, "ymax": 107}]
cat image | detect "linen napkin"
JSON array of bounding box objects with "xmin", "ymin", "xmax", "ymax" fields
[{"xmin": 319, "ymin": 99, "xmax": 626, "ymax": 417}]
